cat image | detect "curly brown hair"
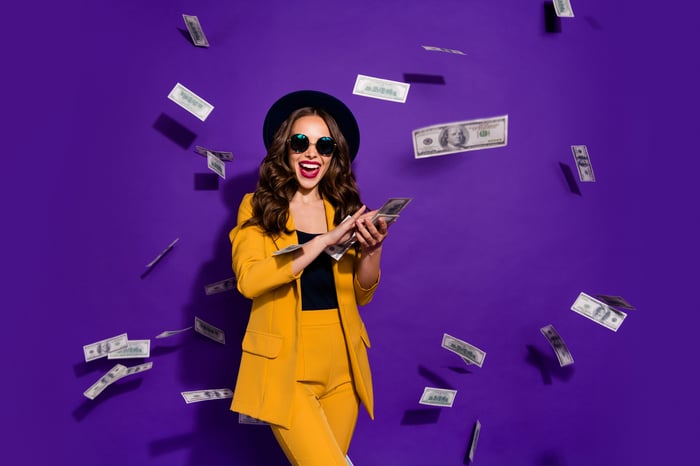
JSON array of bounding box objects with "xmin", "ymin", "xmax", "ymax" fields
[{"xmin": 244, "ymin": 107, "xmax": 363, "ymax": 235}]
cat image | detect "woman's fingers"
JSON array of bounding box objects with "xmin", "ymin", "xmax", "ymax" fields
[
  {"xmin": 350, "ymin": 205, "xmax": 367, "ymax": 222},
  {"xmin": 376, "ymin": 218, "xmax": 388, "ymax": 235},
  {"xmin": 355, "ymin": 216, "xmax": 386, "ymax": 247},
  {"xmin": 325, "ymin": 206, "xmax": 367, "ymax": 246}
]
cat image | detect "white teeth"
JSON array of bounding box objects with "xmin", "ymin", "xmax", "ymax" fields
[{"xmin": 300, "ymin": 163, "xmax": 319, "ymax": 170}]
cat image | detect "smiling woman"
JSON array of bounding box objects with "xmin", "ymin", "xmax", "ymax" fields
[
  {"xmin": 287, "ymin": 115, "xmax": 335, "ymax": 194},
  {"xmin": 227, "ymin": 90, "xmax": 394, "ymax": 465}
]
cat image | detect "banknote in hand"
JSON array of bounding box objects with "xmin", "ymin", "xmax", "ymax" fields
[
  {"xmin": 375, "ymin": 197, "xmax": 412, "ymax": 217},
  {"xmin": 325, "ymin": 199, "xmax": 409, "ymax": 261},
  {"xmin": 370, "ymin": 197, "xmax": 411, "ymax": 227}
]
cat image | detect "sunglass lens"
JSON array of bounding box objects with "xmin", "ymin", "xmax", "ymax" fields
[
  {"xmin": 289, "ymin": 134, "xmax": 309, "ymax": 153},
  {"xmin": 316, "ymin": 137, "xmax": 335, "ymax": 155}
]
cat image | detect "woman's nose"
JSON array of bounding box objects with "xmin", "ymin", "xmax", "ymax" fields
[{"xmin": 305, "ymin": 144, "xmax": 319, "ymax": 157}]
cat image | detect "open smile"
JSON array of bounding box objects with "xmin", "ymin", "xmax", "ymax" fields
[{"xmin": 299, "ymin": 161, "xmax": 321, "ymax": 179}]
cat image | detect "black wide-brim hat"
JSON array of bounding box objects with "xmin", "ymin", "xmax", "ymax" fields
[{"xmin": 262, "ymin": 90, "xmax": 360, "ymax": 161}]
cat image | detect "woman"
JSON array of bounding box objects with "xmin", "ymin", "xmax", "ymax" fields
[{"xmin": 229, "ymin": 90, "xmax": 389, "ymax": 465}]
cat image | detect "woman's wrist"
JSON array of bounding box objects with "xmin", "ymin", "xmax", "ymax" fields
[
  {"xmin": 363, "ymin": 244, "xmax": 383, "ymax": 257},
  {"xmin": 315, "ymin": 233, "xmax": 330, "ymax": 249}
]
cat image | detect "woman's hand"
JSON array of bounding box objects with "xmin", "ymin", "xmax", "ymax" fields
[
  {"xmin": 322, "ymin": 205, "xmax": 367, "ymax": 247},
  {"xmin": 354, "ymin": 210, "xmax": 389, "ymax": 256}
]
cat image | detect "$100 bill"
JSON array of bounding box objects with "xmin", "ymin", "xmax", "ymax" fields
[
  {"xmin": 413, "ymin": 115, "xmax": 508, "ymax": 159},
  {"xmin": 571, "ymin": 292, "xmax": 627, "ymax": 332},
  {"xmin": 419, "ymin": 387, "xmax": 457, "ymax": 407}
]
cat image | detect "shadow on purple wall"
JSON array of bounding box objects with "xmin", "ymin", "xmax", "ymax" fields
[
  {"xmin": 170, "ymin": 168, "xmax": 290, "ymax": 465},
  {"xmin": 194, "ymin": 173, "xmax": 220, "ymax": 191},
  {"xmin": 447, "ymin": 365, "xmax": 473, "ymax": 375},
  {"xmin": 400, "ymin": 407, "xmax": 441, "ymax": 426},
  {"xmin": 525, "ymin": 345, "xmax": 575, "ymax": 385},
  {"xmin": 72, "ymin": 378, "xmax": 144, "ymax": 422},
  {"xmin": 558, "ymin": 162, "xmax": 582, "ymax": 196},
  {"xmin": 403, "ymin": 73, "xmax": 447, "ymax": 85},
  {"xmin": 176, "ymin": 28, "xmax": 195, "ymax": 46},
  {"xmin": 418, "ymin": 364, "xmax": 458, "ymax": 390},
  {"xmin": 396, "ymin": 365, "xmax": 463, "ymax": 427},
  {"xmin": 153, "ymin": 113, "xmax": 198, "ymax": 149},
  {"xmin": 543, "ymin": 3, "xmax": 562, "ymax": 34},
  {"xmin": 536, "ymin": 450, "xmax": 568, "ymax": 466}
]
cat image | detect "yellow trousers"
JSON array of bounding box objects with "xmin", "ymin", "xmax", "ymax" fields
[{"xmin": 271, "ymin": 309, "xmax": 359, "ymax": 466}]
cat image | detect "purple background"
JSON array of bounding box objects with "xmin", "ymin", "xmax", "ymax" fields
[{"xmin": 3, "ymin": 0, "xmax": 699, "ymax": 465}]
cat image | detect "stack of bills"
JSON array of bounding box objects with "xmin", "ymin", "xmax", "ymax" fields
[{"xmin": 325, "ymin": 198, "xmax": 412, "ymax": 260}]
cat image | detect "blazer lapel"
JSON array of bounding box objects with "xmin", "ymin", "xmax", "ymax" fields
[
  {"xmin": 324, "ymin": 198, "xmax": 349, "ymax": 311},
  {"xmin": 323, "ymin": 197, "xmax": 336, "ymax": 232},
  {"xmin": 271, "ymin": 212, "xmax": 298, "ymax": 252}
]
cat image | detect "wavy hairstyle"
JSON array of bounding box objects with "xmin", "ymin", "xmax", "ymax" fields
[{"xmin": 244, "ymin": 107, "xmax": 363, "ymax": 235}]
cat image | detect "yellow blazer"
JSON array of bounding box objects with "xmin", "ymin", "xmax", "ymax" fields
[{"xmin": 229, "ymin": 193, "xmax": 379, "ymax": 429}]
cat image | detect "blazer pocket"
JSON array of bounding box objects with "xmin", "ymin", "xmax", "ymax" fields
[
  {"xmin": 360, "ymin": 324, "xmax": 371, "ymax": 348},
  {"xmin": 242, "ymin": 330, "xmax": 283, "ymax": 359}
]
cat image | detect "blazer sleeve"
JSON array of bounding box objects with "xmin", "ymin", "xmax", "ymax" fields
[
  {"xmin": 353, "ymin": 267, "xmax": 380, "ymax": 306},
  {"xmin": 229, "ymin": 194, "xmax": 302, "ymax": 299}
]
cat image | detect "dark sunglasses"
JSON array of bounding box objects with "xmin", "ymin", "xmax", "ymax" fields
[{"xmin": 288, "ymin": 133, "xmax": 336, "ymax": 156}]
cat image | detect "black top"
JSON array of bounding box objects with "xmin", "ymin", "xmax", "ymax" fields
[{"xmin": 297, "ymin": 231, "xmax": 339, "ymax": 310}]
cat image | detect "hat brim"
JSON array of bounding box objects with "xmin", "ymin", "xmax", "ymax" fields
[{"xmin": 262, "ymin": 90, "xmax": 360, "ymax": 161}]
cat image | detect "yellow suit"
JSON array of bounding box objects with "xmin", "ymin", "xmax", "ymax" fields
[{"xmin": 229, "ymin": 193, "xmax": 378, "ymax": 429}]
